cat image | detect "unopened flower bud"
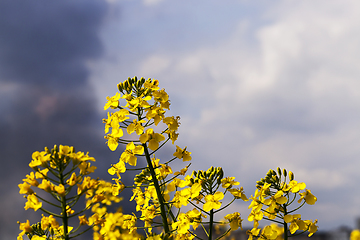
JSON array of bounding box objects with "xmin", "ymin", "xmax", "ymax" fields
[
  {"xmin": 289, "ymin": 171, "xmax": 294, "ymax": 181},
  {"xmin": 117, "ymin": 83, "xmax": 123, "ymax": 92},
  {"xmin": 283, "ymin": 169, "xmax": 287, "ymax": 178}
]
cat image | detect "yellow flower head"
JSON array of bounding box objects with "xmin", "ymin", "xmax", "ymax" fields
[
  {"xmin": 203, "ymin": 192, "xmax": 224, "ymax": 212},
  {"xmin": 104, "ymin": 92, "xmax": 121, "ymax": 110},
  {"xmin": 120, "ymin": 142, "xmax": 144, "ymax": 166},
  {"xmin": 38, "ymin": 179, "xmax": 54, "ymax": 192},
  {"xmin": 173, "ymin": 145, "xmax": 192, "ymax": 162},
  {"xmin": 24, "ymin": 194, "xmax": 42, "ymax": 211},
  {"xmin": 139, "ymin": 128, "xmax": 165, "ymax": 151},
  {"xmin": 225, "ymin": 212, "xmax": 243, "ymax": 231},
  {"xmin": 29, "ymin": 151, "xmax": 49, "ymax": 169},
  {"xmin": 298, "ymin": 189, "xmax": 317, "ymax": 205},
  {"xmin": 18, "ymin": 182, "xmax": 34, "ymax": 195},
  {"xmin": 221, "ymin": 177, "xmax": 240, "ymax": 189}
]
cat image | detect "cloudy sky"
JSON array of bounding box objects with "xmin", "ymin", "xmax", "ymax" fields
[{"xmin": 2, "ymin": 0, "xmax": 360, "ymax": 238}]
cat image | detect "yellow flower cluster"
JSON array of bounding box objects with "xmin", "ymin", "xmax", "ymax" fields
[
  {"xmin": 17, "ymin": 145, "xmax": 134, "ymax": 240},
  {"xmin": 103, "ymin": 77, "xmax": 249, "ymax": 239},
  {"xmin": 247, "ymin": 168, "xmax": 318, "ymax": 239}
]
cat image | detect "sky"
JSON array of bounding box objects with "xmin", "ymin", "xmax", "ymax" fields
[{"xmin": 2, "ymin": 0, "xmax": 360, "ymax": 239}]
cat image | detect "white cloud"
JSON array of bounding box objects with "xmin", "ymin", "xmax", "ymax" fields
[
  {"xmin": 140, "ymin": 55, "xmax": 171, "ymax": 76},
  {"xmin": 143, "ymin": 0, "xmax": 165, "ymax": 6}
]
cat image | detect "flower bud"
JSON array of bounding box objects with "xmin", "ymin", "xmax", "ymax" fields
[
  {"xmin": 218, "ymin": 168, "xmax": 224, "ymax": 180},
  {"xmin": 124, "ymin": 81, "xmax": 129, "ymax": 90},
  {"xmin": 283, "ymin": 169, "xmax": 287, "ymax": 178},
  {"xmin": 289, "ymin": 171, "xmax": 294, "ymax": 181},
  {"xmin": 117, "ymin": 82, "xmax": 123, "ymax": 92}
]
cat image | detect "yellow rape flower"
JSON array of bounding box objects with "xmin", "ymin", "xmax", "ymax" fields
[
  {"xmin": 122, "ymin": 214, "xmax": 137, "ymax": 233},
  {"xmin": 23, "ymin": 172, "xmax": 39, "ymax": 187},
  {"xmin": 284, "ymin": 180, "xmax": 306, "ymax": 193},
  {"xmin": 125, "ymin": 96, "xmax": 151, "ymax": 112},
  {"xmin": 18, "ymin": 182, "xmax": 34, "ymax": 195},
  {"xmin": 153, "ymin": 89, "xmax": 169, "ymax": 103},
  {"xmin": 261, "ymin": 225, "xmax": 279, "ymax": 239},
  {"xmin": 106, "ymin": 128, "xmax": 123, "ymax": 151},
  {"xmin": 173, "ymin": 189, "xmax": 191, "ymax": 208},
  {"xmin": 173, "ymin": 145, "xmax": 192, "ymax": 161},
  {"xmin": 268, "ymin": 224, "xmax": 284, "ymax": 240},
  {"xmin": 248, "ymin": 210, "xmax": 263, "ymax": 228},
  {"xmin": 174, "ymin": 166, "xmax": 189, "ymax": 176},
  {"xmin": 139, "ymin": 128, "xmax": 165, "ymax": 151},
  {"xmin": 18, "ymin": 219, "xmax": 33, "ymax": 237},
  {"xmin": 298, "ymin": 189, "xmax": 317, "ymax": 205},
  {"xmin": 67, "ymin": 172, "xmax": 81, "ymax": 186},
  {"xmin": 225, "ymin": 212, "xmax": 243, "ymax": 231},
  {"xmin": 68, "ymin": 151, "xmax": 95, "ymax": 164},
  {"xmin": 284, "ymin": 214, "xmax": 306, "ymax": 234},
  {"xmin": 104, "ymin": 92, "xmax": 121, "ymax": 110},
  {"xmin": 203, "ymin": 191, "xmax": 224, "ymax": 212},
  {"xmin": 34, "ymin": 168, "xmax": 49, "ymax": 179},
  {"xmin": 163, "ymin": 116, "xmax": 180, "ymax": 131},
  {"xmin": 305, "ymin": 219, "xmax": 318, "ymax": 237},
  {"xmin": 29, "ymin": 151, "xmax": 49, "ymax": 169},
  {"xmin": 144, "ymin": 78, "xmax": 159, "ymax": 90},
  {"xmin": 221, "ymin": 177, "xmax": 240, "ymax": 189},
  {"xmin": 79, "ymin": 215, "xmax": 89, "ymax": 225},
  {"xmin": 38, "ymin": 179, "xmax": 54, "ymax": 192},
  {"xmin": 172, "ymin": 213, "xmax": 191, "ymax": 234},
  {"xmin": 41, "ymin": 214, "xmax": 59, "ymax": 230},
  {"xmin": 111, "ymin": 179, "xmax": 125, "ymax": 196},
  {"xmin": 229, "ymin": 187, "xmax": 248, "ymax": 201},
  {"xmin": 88, "ymin": 213, "xmax": 106, "ymax": 226},
  {"xmin": 78, "ymin": 161, "xmax": 97, "ymax": 175},
  {"xmin": 272, "ymin": 190, "xmax": 287, "ymax": 204},
  {"xmin": 167, "ymin": 130, "xmax": 179, "ymax": 144},
  {"xmin": 120, "ymin": 142, "xmax": 144, "ymax": 166},
  {"xmin": 108, "ymin": 160, "xmax": 126, "ymax": 177},
  {"xmin": 58, "ymin": 145, "xmax": 73, "ymax": 157},
  {"xmin": 24, "ymin": 194, "xmax": 42, "ymax": 211},
  {"xmin": 247, "ymin": 227, "xmax": 261, "ymax": 240},
  {"xmin": 145, "ymin": 106, "xmax": 166, "ymax": 125},
  {"xmin": 55, "ymin": 184, "xmax": 66, "ymax": 196},
  {"xmin": 155, "ymin": 164, "xmax": 173, "ymax": 180},
  {"xmin": 127, "ymin": 119, "xmax": 146, "ymax": 135}
]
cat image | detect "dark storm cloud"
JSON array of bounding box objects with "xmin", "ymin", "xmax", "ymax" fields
[
  {"xmin": 0, "ymin": 0, "xmax": 109, "ymax": 178},
  {"xmin": 0, "ymin": 0, "xmax": 106, "ymax": 88},
  {"xmin": 0, "ymin": 1, "xmax": 136, "ymax": 239}
]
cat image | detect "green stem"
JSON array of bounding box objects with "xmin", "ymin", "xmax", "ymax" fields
[
  {"xmin": 209, "ymin": 209, "xmax": 214, "ymax": 240},
  {"xmin": 58, "ymin": 163, "xmax": 69, "ymax": 240},
  {"xmin": 283, "ymin": 205, "xmax": 288, "ymax": 240},
  {"xmin": 142, "ymin": 143, "xmax": 171, "ymax": 237}
]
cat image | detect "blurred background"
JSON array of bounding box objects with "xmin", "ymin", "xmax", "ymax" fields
[{"xmin": 2, "ymin": 0, "xmax": 360, "ymax": 239}]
